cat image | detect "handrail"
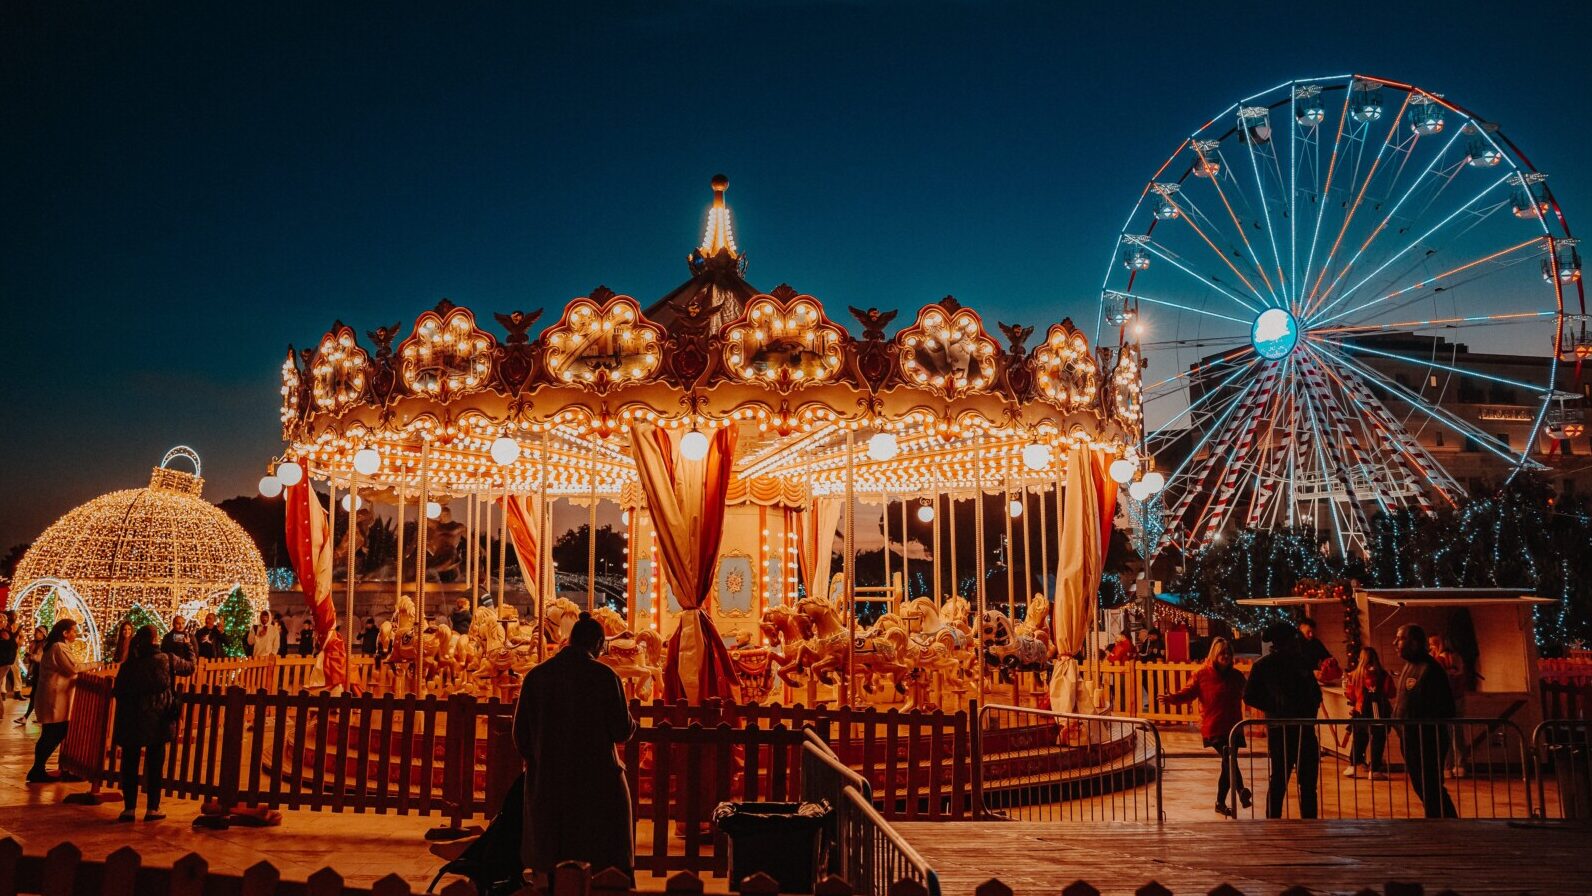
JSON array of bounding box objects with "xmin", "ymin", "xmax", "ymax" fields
[
  {"xmin": 979, "ymin": 702, "xmax": 1164, "ymax": 822},
  {"xmin": 839, "ymin": 784, "xmax": 941, "ymax": 896}
]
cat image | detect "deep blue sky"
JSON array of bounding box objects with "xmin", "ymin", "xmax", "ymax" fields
[{"xmin": 3, "ymin": 0, "xmax": 1589, "ymax": 550}]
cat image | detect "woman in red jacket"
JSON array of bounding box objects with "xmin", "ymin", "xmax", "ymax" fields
[
  {"xmin": 1342, "ymin": 646, "xmax": 1394, "ymax": 779},
  {"xmin": 1161, "ymin": 636, "xmax": 1252, "ymax": 816}
]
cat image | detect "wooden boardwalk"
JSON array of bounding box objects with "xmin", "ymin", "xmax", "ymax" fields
[{"xmin": 891, "ymin": 819, "xmax": 1592, "ymax": 896}]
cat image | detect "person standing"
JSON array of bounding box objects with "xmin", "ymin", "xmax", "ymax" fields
[
  {"xmin": 194, "ymin": 613, "xmax": 226, "ymax": 660},
  {"xmin": 1394, "ymin": 624, "xmax": 1458, "ymax": 818},
  {"xmin": 1342, "ymin": 646, "xmax": 1393, "ymax": 779},
  {"xmin": 1106, "ymin": 632, "xmax": 1138, "ymax": 663},
  {"xmin": 247, "ymin": 610, "xmax": 279, "ymax": 659},
  {"xmin": 112, "ymin": 625, "xmax": 191, "ymax": 821},
  {"xmin": 28, "ymin": 619, "xmax": 83, "ymax": 783},
  {"xmin": 514, "ymin": 612, "xmax": 636, "ymax": 880},
  {"xmin": 273, "ymin": 612, "xmax": 290, "ymax": 657},
  {"xmin": 0, "ymin": 616, "xmax": 18, "ymax": 710},
  {"xmin": 1243, "ymin": 623, "xmax": 1323, "ymax": 818},
  {"xmin": 1137, "ymin": 627, "xmax": 1166, "ymax": 662},
  {"xmin": 160, "ymin": 616, "xmax": 192, "ymax": 659},
  {"xmin": 1297, "ymin": 618, "xmax": 1338, "ymax": 682},
  {"xmin": 16, "ymin": 626, "xmax": 47, "ymax": 726},
  {"xmin": 1429, "ymin": 632, "xmax": 1470, "ymax": 778},
  {"xmin": 1160, "ymin": 636, "xmax": 1251, "ymax": 816},
  {"xmin": 111, "ymin": 620, "xmax": 136, "ymax": 664},
  {"xmin": 298, "ymin": 619, "xmax": 315, "ymax": 657},
  {"xmin": 359, "ymin": 618, "xmax": 380, "ymax": 656}
]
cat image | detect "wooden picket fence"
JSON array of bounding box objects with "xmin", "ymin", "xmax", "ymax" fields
[
  {"xmin": 1540, "ymin": 656, "xmax": 1592, "ymax": 686},
  {"xmin": 0, "ymin": 840, "xmax": 1481, "ymax": 896},
  {"xmin": 1092, "ymin": 660, "xmax": 1258, "ymax": 725},
  {"xmin": 1541, "ymin": 678, "xmax": 1592, "ymax": 721}
]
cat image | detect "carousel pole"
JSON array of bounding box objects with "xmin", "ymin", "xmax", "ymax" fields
[
  {"xmin": 414, "ymin": 443, "xmax": 431, "ymax": 698},
  {"xmin": 973, "ymin": 439, "xmax": 987, "ymax": 709},
  {"xmin": 538, "ymin": 431, "xmax": 550, "ymax": 662},
  {"xmin": 1021, "ymin": 483, "xmax": 1032, "ymax": 611},
  {"xmin": 481, "ymin": 486, "xmax": 491, "ymax": 607},
  {"xmin": 881, "ymin": 491, "xmax": 891, "ymax": 595},
  {"xmin": 587, "ymin": 456, "xmax": 598, "ymax": 613},
  {"xmin": 1002, "ymin": 472, "xmax": 1015, "ymax": 618},
  {"xmin": 931, "ymin": 494, "xmax": 942, "ymax": 602},
  {"xmin": 464, "ymin": 492, "xmax": 475, "ymax": 610},
  {"xmin": 899, "ymin": 495, "xmax": 909, "ymax": 602},
  {"xmin": 345, "ymin": 474, "xmax": 357, "ymax": 656},
  {"xmin": 395, "ymin": 485, "xmax": 406, "ymax": 606},
  {"xmin": 1038, "ymin": 480, "xmax": 1049, "ymax": 603},
  {"xmin": 949, "ymin": 493, "xmax": 959, "ymax": 600},
  {"xmin": 497, "ymin": 481, "xmax": 509, "ymax": 608},
  {"xmin": 843, "ymin": 428, "xmax": 857, "ymax": 707}
]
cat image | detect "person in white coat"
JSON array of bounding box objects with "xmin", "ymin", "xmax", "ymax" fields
[
  {"xmin": 246, "ymin": 610, "xmax": 280, "ymax": 659},
  {"xmin": 28, "ymin": 619, "xmax": 83, "ymax": 783}
]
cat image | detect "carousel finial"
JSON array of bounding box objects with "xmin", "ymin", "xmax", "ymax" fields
[{"xmin": 700, "ymin": 174, "xmax": 738, "ymax": 257}]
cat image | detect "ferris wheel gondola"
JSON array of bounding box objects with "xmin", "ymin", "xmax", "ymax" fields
[{"xmin": 1099, "ymin": 74, "xmax": 1586, "ymax": 558}]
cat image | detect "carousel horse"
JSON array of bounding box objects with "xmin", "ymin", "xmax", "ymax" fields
[
  {"xmin": 758, "ymin": 605, "xmax": 814, "ymax": 687},
  {"xmin": 540, "ymin": 598, "xmax": 582, "ymax": 648},
  {"xmin": 979, "ymin": 609, "xmax": 1052, "ymax": 671},
  {"xmin": 1015, "ymin": 594, "xmax": 1051, "ymax": 641},
  {"xmin": 898, "ymin": 597, "xmax": 973, "ymax": 694},
  {"xmin": 792, "ymin": 594, "xmax": 851, "ymax": 684},
  {"xmin": 590, "ymin": 607, "xmax": 666, "ymax": 699}
]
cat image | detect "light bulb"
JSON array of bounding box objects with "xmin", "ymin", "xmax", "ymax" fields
[
  {"xmin": 257, "ymin": 475, "xmax": 283, "ymax": 498},
  {"xmin": 1141, "ymin": 471, "xmax": 1166, "ymax": 493},
  {"xmin": 426, "ymin": 501, "xmax": 442, "ymax": 520},
  {"xmin": 621, "ymin": 509, "xmax": 631, "ymax": 525},
  {"xmin": 917, "ymin": 504, "xmax": 935, "ymax": 523},
  {"xmin": 1009, "ymin": 499, "xmax": 1023, "ymax": 518},
  {"xmin": 1021, "ymin": 443, "xmax": 1051, "ymax": 471},
  {"xmin": 276, "ymin": 460, "xmax": 304, "ymax": 487},
  {"xmin": 341, "ymin": 494, "xmax": 363, "ymax": 512},
  {"xmin": 867, "ymin": 432, "xmax": 899, "ymax": 461},
  {"xmin": 1108, "ymin": 459, "xmax": 1135, "ymax": 484},
  {"xmin": 1129, "ymin": 481, "xmax": 1152, "ymax": 502},
  {"xmin": 680, "ymin": 430, "xmax": 710, "ymax": 461},
  {"xmin": 352, "ymin": 447, "xmax": 381, "ymax": 476},
  {"xmin": 490, "ymin": 436, "xmax": 521, "ymax": 466}
]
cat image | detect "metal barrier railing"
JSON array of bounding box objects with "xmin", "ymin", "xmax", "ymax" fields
[
  {"xmin": 837, "ymin": 784, "xmax": 942, "ymax": 896},
  {"xmin": 1229, "ymin": 718, "xmax": 1534, "ymax": 820},
  {"xmin": 1532, "ymin": 719, "xmax": 1592, "ymax": 820},
  {"xmin": 977, "ymin": 703, "xmax": 1163, "ymax": 822}
]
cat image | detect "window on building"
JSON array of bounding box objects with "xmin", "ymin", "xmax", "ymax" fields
[
  {"xmin": 1489, "ymin": 386, "xmax": 1517, "ymax": 404},
  {"xmin": 1429, "ymin": 374, "xmax": 1440, "ymax": 388},
  {"xmin": 1463, "ymin": 437, "xmax": 1480, "ymax": 453},
  {"xmin": 1434, "ymin": 431, "xmax": 1445, "ymax": 448},
  {"xmin": 1493, "ymin": 432, "xmax": 1510, "ymax": 449}
]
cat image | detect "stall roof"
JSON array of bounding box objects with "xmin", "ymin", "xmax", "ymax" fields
[
  {"xmin": 1235, "ymin": 597, "xmax": 1342, "ymax": 607},
  {"xmin": 1359, "ymin": 587, "xmax": 1554, "ymax": 607}
]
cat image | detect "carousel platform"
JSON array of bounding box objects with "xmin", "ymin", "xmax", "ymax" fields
[{"xmin": 890, "ymin": 818, "xmax": 1592, "ymax": 895}]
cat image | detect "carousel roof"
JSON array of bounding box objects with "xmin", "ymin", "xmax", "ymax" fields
[{"xmin": 273, "ymin": 177, "xmax": 1144, "ymax": 502}]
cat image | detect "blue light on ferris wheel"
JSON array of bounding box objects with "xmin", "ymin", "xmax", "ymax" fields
[{"xmin": 1251, "ymin": 308, "xmax": 1299, "ymax": 361}]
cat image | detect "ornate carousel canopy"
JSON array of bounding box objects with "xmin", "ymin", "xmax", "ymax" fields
[{"xmin": 271, "ymin": 177, "xmax": 1144, "ymax": 500}]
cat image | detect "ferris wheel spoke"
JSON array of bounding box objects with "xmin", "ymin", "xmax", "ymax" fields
[
  {"xmin": 1159, "ymin": 375, "xmax": 1268, "ymax": 545},
  {"xmin": 1168, "ymin": 365, "xmax": 1283, "ymax": 543},
  {"xmin": 1312, "ymin": 236, "xmax": 1545, "ymax": 327},
  {"xmin": 1239, "ymin": 127, "xmax": 1290, "ymax": 305},
  {"xmin": 1304, "ymin": 93, "xmax": 1414, "ymax": 313},
  {"xmin": 1321, "ymin": 343, "xmax": 1543, "ymax": 470},
  {"xmin": 1307, "ymin": 172, "xmax": 1515, "ymax": 326},
  {"xmin": 1159, "ymin": 192, "xmax": 1275, "ymax": 307},
  {"xmin": 1115, "ymin": 291, "xmax": 1254, "ymax": 327},
  {"xmin": 1146, "ymin": 355, "xmax": 1261, "ymax": 442},
  {"xmin": 1299, "ymin": 85, "xmax": 1357, "ymax": 317},
  {"xmin": 1311, "ymin": 308, "xmax": 1556, "ymax": 337},
  {"xmin": 1314, "ymin": 336, "xmax": 1557, "ymax": 397},
  {"xmin": 1203, "ymin": 148, "xmax": 1281, "ymax": 303},
  {"xmin": 1189, "ymin": 363, "xmax": 1296, "ymax": 543},
  {"xmin": 1137, "ymin": 239, "xmax": 1265, "ymax": 315}
]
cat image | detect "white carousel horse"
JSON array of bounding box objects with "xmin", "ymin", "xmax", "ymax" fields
[
  {"xmin": 590, "ymin": 606, "xmax": 666, "ymax": 699},
  {"xmin": 979, "ymin": 609, "xmax": 1052, "ymax": 671}
]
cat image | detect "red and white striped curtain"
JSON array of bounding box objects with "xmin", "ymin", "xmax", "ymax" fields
[
  {"xmin": 503, "ymin": 494, "xmax": 544, "ymax": 600},
  {"xmin": 285, "ymin": 476, "xmax": 348, "ymax": 691},
  {"xmin": 1048, "ymin": 445, "xmax": 1118, "ymax": 713}
]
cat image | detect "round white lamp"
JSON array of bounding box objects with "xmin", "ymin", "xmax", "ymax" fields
[
  {"xmin": 1141, "ymin": 471, "xmax": 1166, "ymax": 493},
  {"xmin": 341, "ymin": 494, "xmax": 364, "ymax": 512},
  {"xmin": 489, "ymin": 436, "xmax": 521, "ymax": 466},
  {"xmin": 276, "ymin": 460, "xmax": 304, "ymax": 487},
  {"xmin": 1009, "ymin": 499, "xmax": 1023, "ymax": 518},
  {"xmin": 680, "ymin": 430, "xmax": 710, "ymax": 461},
  {"xmin": 1021, "ymin": 443, "xmax": 1052, "ymax": 471},
  {"xmin": 352, "ymin": 447, "xmax": 381, "ymax": 476},
  {"xmin": 426, "ymin": 500, "xmax": 443, "ymax": 520},
  {"xmin": 1128, "ymin": 480, "xmax": 1152, "ymax": 502},
  {"xmin": 917, "ymin": 504, "xmax": 935, "ymax": 523},
  {"xmin": 1108, "ymin": 458, "xmax": 1135, "ymax": 484},
  {"xmin": 867, "ymin": 431, "xmax": 899, "ymax": 461},
  {"xmin": 257, "ymin": 475, "xmax": 283, "ymax": 498}
]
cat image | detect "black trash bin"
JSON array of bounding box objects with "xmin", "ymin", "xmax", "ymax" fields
[{"xmin": 713, "ymin": 800, "xmax": 831, "ymax": 893}]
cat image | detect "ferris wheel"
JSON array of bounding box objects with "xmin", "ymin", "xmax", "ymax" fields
[{"xmin": 1100, "ymin": 74, "xmax": 1587, "ymax": 558}]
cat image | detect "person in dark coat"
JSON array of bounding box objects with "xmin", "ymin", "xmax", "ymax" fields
[
  {"xmin": 451, "ymin": 599, "xmax": 473, "ymax": 636},
  {"xmin": 1243, "ymin": 622, "xmax": 1323, "ymax": 818},
  {"xmin": 113, "ymin": 625, "xmax": 192, "ymax": 821},
  {"xmin": 194, "ymin": 612, "xmax": 226, "ymax": 660},
  {"xmin": 1160, "ymin": 635, "xmax": 1250, "ymax": 815},
  {"xmin": 359, "ymin": 618, "xmax": 380, "ymax": 656},
  {"xmin": 514, "ymin": 611, "xmax": 636, "ymax": 880},
  {"xmin": 1394, "ymin": 624, "xmax": 1458, "ymax": 818},
  {"xmin": 160, "ymin": 615, "xmax": 194, "ymax": 662}
]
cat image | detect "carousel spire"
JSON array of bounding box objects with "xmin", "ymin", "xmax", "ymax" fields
[{"xmin": 699, "ymin": 174, "xmax": 738, "ymax": 258}]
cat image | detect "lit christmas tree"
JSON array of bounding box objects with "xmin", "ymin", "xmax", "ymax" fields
[{"xmin": 216, "ymin": 586, "xmax": 254, "ymax": 658}]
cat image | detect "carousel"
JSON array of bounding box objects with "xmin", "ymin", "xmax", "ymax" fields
[{"xmin": 265, "ymin": 176, "xmax": 1150, "ymax": 709}]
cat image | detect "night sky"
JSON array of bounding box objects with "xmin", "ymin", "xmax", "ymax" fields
[{"xmin": 3, "ymin": 0, "xmax": 1589, "ymax": 551}]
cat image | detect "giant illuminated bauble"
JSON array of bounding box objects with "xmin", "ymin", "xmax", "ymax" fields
[
  {"xmin": 1141, "ymin": 471, "xmax": 1166, "ymax": 493},
  {"xmin": 1250, "ymin": 308, "xmax": 1299, "ymax": 361},
  {"xmin": 1109, "ymin": 458, "xmax": 1136, "ymax": 484},
  {"xmin": 352, "ymin": 447, "xmax": 381, "ymax": 476},
  {"xmin": 426, "ymin": 501, "xmax": 443, "ymax": 520},
  {"xmin": 276, "ymin": 460, "xmax": 304, "ymax": 487},
  {"xmin": 489, "ymin": 436, "xmax": 521, "ymax": 466},
  {"xmin": 257, "ymin": 475, "xmax": 283, "ymax": 498},
  {"xmin": 867, "ymin": 432, "xmax": 899, "ymax": 461},
  {"xmin": 680, "ymin": 430, "xmax": 710, "ymax": 461},
  {"xmin": 1128, "ymin": 480, "xmax": 1152, "ymax": 502},
  {"xmin": 917, "ymin": 504, "xmax": 935, "ymax": 522},
  {"xmin": 1021, "ymin": 443, "xmax": 1052, "ymax": 471}
]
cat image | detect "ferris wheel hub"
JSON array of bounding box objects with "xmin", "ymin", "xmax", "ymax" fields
[{"xmin": 1250, "ymin": 308, "xmax": 1299, "ymax": 360}]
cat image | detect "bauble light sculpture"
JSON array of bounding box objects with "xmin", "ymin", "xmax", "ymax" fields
[
  {"xmin": 489, "ymin": 436, "xmax": 521, "ymax": 466},
  {"xmin": 1021, "ymin": 443, "xmax": 1051, "ymax": 471},
  {"xmin": 352, "ymin": 447, "xmax": 382, "ymax": 476},
  {"xmin": 1108, "ymin": 458, "xmax": 1135, "ymax": 484},
  {"xmin": 680, "ymin": 430, "xmax": 710, "ymax": 461},
  {"xmin": 276, "ymin": 460, "xmax": 304, "ymax": 487},
  {"xmin": 867, "ymin": 432, "xmax": 900, "ymax": 462}
]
